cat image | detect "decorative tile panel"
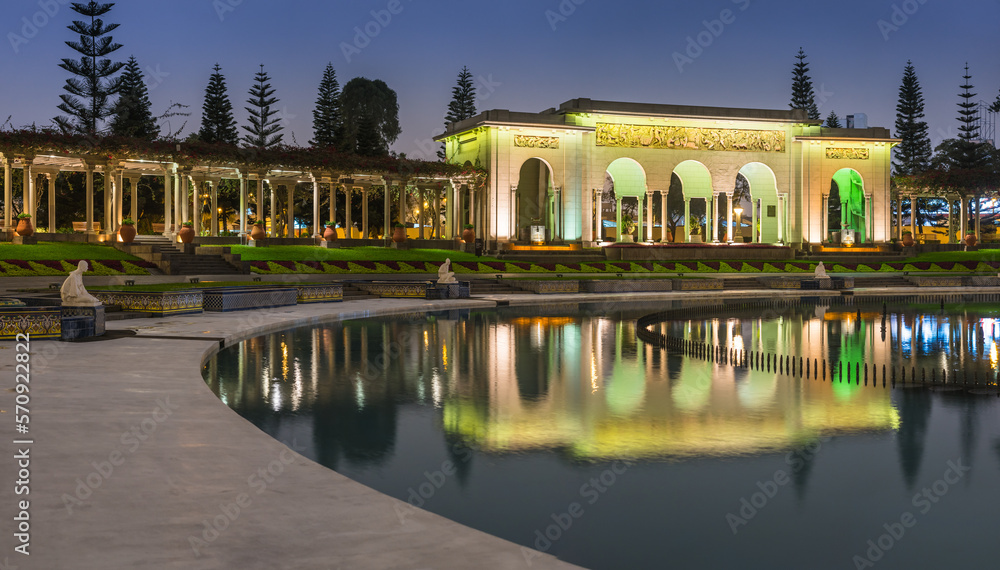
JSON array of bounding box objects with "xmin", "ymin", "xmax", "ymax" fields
[
  {"xmin": 0, "ymin": 308, "xmax": 62, "ymax": 340},
  {"xmin": 93, "ymin": 290, "xmax": 204, "ymax": 316},
  {"xmin": 296, "ymin": 284, "xmax": 344, "ymax": 304}
]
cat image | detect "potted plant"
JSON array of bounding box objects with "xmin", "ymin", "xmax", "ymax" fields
[
  {"xmin": 15, "ymin": 213, "xmax": 33, "ymax": 237},
  {"xmin": 119, "ymin": 217, "xmax": 137, "ymax": 244},
  {"xmin": 965, "ymin": 233, "xmax": 978, "ymax": 247},
  {"xmin": 323, "ymin": 221, "xmax": 338, "ymax": 242},
  {"xmin": 392, "ymin": 222, "xmax": 407, "ymax": 244},
  {"xmin": 462, "ymin": 223, "xmax": 475, "ymax": 244},
  {"xmin": 901, "ymin": 230, "xmax": 914, "ymax": 247},
  {"xmin": 250, "ymin": 220, "xmax": 266, "ymax": 241},
  {"xmin": 688, "ymin": 215, "xmax": 702, "ymax": 244},
  {"xmin": 178, "ymin": 221, "xmax": 195, "ymax": 244},
  {"xmin": 619, "ymin": 214, "xmax": 635, "ymax": 243}
]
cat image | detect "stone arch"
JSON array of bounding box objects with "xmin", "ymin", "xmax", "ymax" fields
[
  {"xmin": 515, "ymin": 158, "xmax": 555, "ymax": 242},
  {"xmin": 605, "ymin": 158, "xmax": 647, "ymax": 242},
  {"xmin": 832, "ymin": 168, "xmax": 867, "ymax": 244},
  {"xmin": 738, "ymin": 162, "xmax": 780, "ymax": 244},
  {"xmin": 672, "ymin": 160, "xmax": 713, "ymax": 243}
]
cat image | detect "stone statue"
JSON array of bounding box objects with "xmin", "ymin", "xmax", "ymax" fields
[
  {"xmin": 61, "ymin": 261, "xmax": 102, "ymax": 307},
  {"xmin": 437, "ymin": 258, "xmax": 457, "ymax": 284},
  {"xmin": 814, "ymin": 261, "xmax": 828, "ymax": 279}
]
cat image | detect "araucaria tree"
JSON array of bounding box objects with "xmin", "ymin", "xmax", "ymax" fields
[
  {"xmin": 438, "ymin": 67, "xmax": 477, "ymax": 160},
  {"xmin": 242, "ymin": 65, "xmax": 283, "ymax": 150},
  {"xmin": 310, "ymin": 63, "xmax": 342, "ymax": 148},
  {"xmin": 790, "ymin": 48, "xmax": 820, "ymax": 121},
  {"xmin": 339, "ymin": 78, "xmax": 401, "ymax": 156},
  {"xmin": 109, "ymin": 56, "xmax": 159, "ymax": 140},
  {"xmin": 198, "ymin": 64, "xmax": 238, "ymax": 145},
  {"xmin": 825, "ymin": 111, "xmax": 841, "ymax": 129},
  {"xmin": 56, "ymin": 1, "xmax": 125, "ymax": 135},
  {"xmin": 953, "ymin": 63, "xmax": 987, "ymax": 171},
  {"xmin": 893, "ymin": 61, "xmax": 932, "ymax": 176}
]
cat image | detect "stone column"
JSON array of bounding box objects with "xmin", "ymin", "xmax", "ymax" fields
[
  {"xmin": 269, "ymin": 181, "xmax": 276, "ymax": 237},
  {"xmin": 286, "ymin": 182, "xmax": 295, "ymax": 238},
  {"xmin": 2, "ymin": 158, "xmax": 11, "ymax": 230},
  {"xmin": 615, "ymin": 197, "xmax": 623, "ymax": 243},
  {"xmin": 894, "ymin": 195, "xmax": 902, "ymax": 241},
  {"xmin": 163, "ymin": 168, "xmax": 173, "ymax": 236},
  {"xmin": 417, "ymin": 187, "xmax": 425, "ymax": 240},
  {"xmin": 595, "ymin": 189, "xmax": 603, "ymax": 244},
  {"xmin": 683, "ymin": 198, "xmax": 691, "ymax": 244},
  {"xmin": 345, "ymin": 185, "xmax": 353, "ymax": 239},
  {"xmin": 129, "ymin": 176, "xmax": 139, "ymax": 224},
  {"xmin": 947, "ymin": 197, "xmax": 954, "ymax": 244},
  {"xmin": 708, "ymin": 194, "xmax": 716, "ymax": 243},
  {"xmin": 635, "ymin": 196, "xmax": 644, "ymax": 243},
  {"xmin": 397, "ymin": 183, "xmax": 406, "ymax": 226},
  {"xmin": 329, "ymin": 179, "xmax": 336, "ymax": 229},
  {"xmin": 646, "ymin": 190, "xmax": 654, "ymax": 242},
  {"xmin": 363, "ymin": 184, "xmax": 370, "ymax": 240},
  {"xmin": 85, "ymin": 163, "xmax": 96, "ymax": 234},
  {"xmin": 909, "ymin": 195, "xmax": 916, "ymax": 237},
  {"xmin": 312, "ymin": 178, "xmax": 320, "ymax": 238},
  {"xmin": 22, "ymin": 158, "xmax": 33, "ymax": 222},
  {"xmin": 433, "ymin": 184, "xmax": 441, "ymax": 239},
  {"xmin": 725, "ymin": 192, "xmax": 734, "ymax": 243},
  {"xmin": 256, "ymin": 177, "xmax": 264, "ymax": 225},
  {"xmin": 659, "ymin": 190, "xmax": 669, "ymax": 243},
  {"xmin": 777, "ymin": 195, "xmax": 785, "ymax": 244},
  {"xmin": 975, "ymin": 194, "xmax": 982, "ymax": 240},
  {"xmin": 113, "ymin": 169, "xmax": 124, "ymax": 232},
  {"xmin": 47, "ymin": 174, "xmax": 55, "ymax": 233},
  {"xmin": 750, "ymin": 198, "xmax": 758, "ymax": 244},
  {"xmin": 239, "ymin": 173, "xmax": 247, "ymax": 236},
  {"xmin": 192, "ymin": 179, "xmax": 202, "ymax": 237},
  {"xmin": 180, "ymin": 174, "xmax": 190, "ymax": 227},
  {"xmin": 468, "ymin": 185, "xmax": 475, "ymax": 231},
  {"xmin": 209, "ymin": 181, "xmax": 218, "ymax": 236},
  {"xmin": 821, "ymin": 194, "xmax": 829, "ymax": 243},
  {"xmin": 102, "ymin": 166, "xmax": 112, "ymax": 234},
  {"xmin": 383, "ymin": 180, "xmax": 392, "ymax": 240}
]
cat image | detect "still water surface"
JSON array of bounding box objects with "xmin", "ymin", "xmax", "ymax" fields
[{"xmin": 204, "ymin": 300, "xmax": 1000, "ymax": 569}]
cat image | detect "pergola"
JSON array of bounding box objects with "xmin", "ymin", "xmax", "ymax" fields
[{"xmin": 0, "ymin": 134, "xmax": 481, "ymax": 242}]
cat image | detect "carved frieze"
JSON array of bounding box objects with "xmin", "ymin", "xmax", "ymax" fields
[
  {"xmin": 514, "ymin": 135, "xmax": 560, "ymax": 149},
  {"xmin": 595, "ymin": 123, "xmax": 786, "ymax": 152},
  {"xmin": 826, "ymin": 148, "xmax": 870, "ymax": 160}
]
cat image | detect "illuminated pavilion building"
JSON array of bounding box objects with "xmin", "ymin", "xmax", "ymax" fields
[{"xmin": 437, "ymin": 98, "xmax": 902, "ymax": 249}]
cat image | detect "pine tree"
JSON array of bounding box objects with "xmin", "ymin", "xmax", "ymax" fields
[
  {"xmin": 955, "ymin": 63, "xmax": 987, "ymax": 170},
  {"xmin": 790, "ymin": 48, "xmax": 820, "ymax": 121},
  {"xmin": 55, "ymin": 1, "xmax": 124, "ymax": 135},
  {"xmin": 109, "ymin": 56, "xmax": 159, "ymax": 140},
  {"xmin": 242, "ymin": 65, "xmax": 283, "ymax": 149},
  {"xmin": 892, "ymin": 61, "xmax": 931, "ymax": 176},
  {"xmin": 354, "ymin": 112, "xmax": 381, "ymax": 157},
  {"xmin": 198, "ymin": 64, "xmax": 238, "ymax": 145},
  {"xmin": 438, "ymin": 66, "xmax": 478, "ymax": 159},
  {"xmin": 310, "ymin": 63, "xmax": 341, "ymax": 148},
  {"xmin": 825, "ymin": 111, "xmax": 841, "ymax": 129}
]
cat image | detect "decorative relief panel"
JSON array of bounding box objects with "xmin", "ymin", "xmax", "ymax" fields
[
  {"xmin": 595, "ymin": 123, "xmax": 786, "ymax": 153},
  {"xmin": 514, "ymin": 135, "xmax": 560, "ymax": 149},
  {"xmin": 826, "ymin": 148, "xmax": 870, "ymax": 160}
]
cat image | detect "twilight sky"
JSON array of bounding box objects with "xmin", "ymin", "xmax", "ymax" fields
[{"xmin": 3, "ymin": 0, "xmax": 1000, "ymax": 157}]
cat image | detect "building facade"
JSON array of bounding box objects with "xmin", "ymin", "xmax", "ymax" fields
[{"xmin": 437, "ymin": 99, "xmax": 899, "ymax": 248}]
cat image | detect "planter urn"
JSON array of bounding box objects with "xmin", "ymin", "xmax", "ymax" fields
[
  {"xmin": 15, "ymin": 218, "xmax": 33, "ymax": 237},
  {"xmin": 179, "ymin": 226, "xmax": 195, "ymax": 244},
  {"xmin": 119, "ymin": 224, "xmax": 136, "ymax": 244}
]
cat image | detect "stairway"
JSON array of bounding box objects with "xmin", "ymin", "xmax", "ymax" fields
[
  {"xmin": 123, "ymin": 235, "xmax": 246, "ymax": 276},
  {"xmin": 341, "ymin": 283, "xmax": 379, "ymax": 300},
  {"xmin": 722, "ymin": 278, "xmax": 765, "ymax": 290}
]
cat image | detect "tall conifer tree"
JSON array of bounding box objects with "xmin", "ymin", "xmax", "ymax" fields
[
  {"xmin": 824, "ymin": 111, "xmax": 841, "ymax": 129},
  {"xmin": 790, "ymin": 48, "xmax": 820, "ymax": 121},
  {"xmin": 955, "ymin": 64, "xmax": 987, "ymax": 170},
  {"xmin": 438, "ymin": 66, "xmax": 478, "ymax": 159},
  {"xmin": 893, "ymin": 61, "xmax": 931, "ymax": 176},
  {"xmin": 198, "ymin": 64, "xmax": 238, "ymax": 145},
  {"xmin": 310, "ymin": 63, "xmax": 342, "ymax": 148},
  {"xmin": 242, "ymin": 65, "xmax": 283, "ymax": 149},
  {"xmin": 56, "ymin": 1, "xmax": 124, "ymax": 135},
  {"xmin": 109, "ymin": 56, "xmax": 159, "ymax": 140}
]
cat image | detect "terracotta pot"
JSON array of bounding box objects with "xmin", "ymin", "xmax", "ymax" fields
[
  {"xmin": 178, "ymin": 226, "xmax": 195, "ymax": 244},
  {"xmin": 902, "ymin": 233, "xmax": 914, "ymax": 247},
  {"xmin": 462, "ymin": 229, "xmax": 475, "ymax": 244},
  {"xmin": 15, "ymin": 219, "xmax": 33, "ymax": 237},
  {"xmin": 119, "ymin": 224, "xmax": 136, "ymax": 244},
  {"xmin": 323, "ymin": 226, "xmax": 338, "ymax": 241},
  {"xmin": 392, "ymin": 227, "xmax": 406, "ymax": 243},
  {"xmin": 250, "ymin": 224, "xmax": 265, "ymax": 241},
  {"xmin": 965, "ymin": 234, "xmax": 978, "ymax": 247}
]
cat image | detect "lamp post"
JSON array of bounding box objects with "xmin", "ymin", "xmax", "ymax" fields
[{"xmin": 733, "ymin": 206, "xmax": 744, "ymax": 244}]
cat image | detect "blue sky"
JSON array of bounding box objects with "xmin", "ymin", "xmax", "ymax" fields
[{"xmin": 3, "ymin": 0, "xmax": 999, "ymax": 156}]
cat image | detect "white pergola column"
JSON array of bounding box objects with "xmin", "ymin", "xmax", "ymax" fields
[
  {"xmin": 162, "ymin": 168, "xmax": 173, "ymax": 236},
  {"xmin": 646, "ymin": 190, "xmax": 654, "ymax": 242},
  {"xmin": 909, "ymin": 195, "xmax": 916, "ymax": 237},
  {"xmin": 362, "ymin": 184, "xmax": 370, "ymax": 240},
  {"xmin": 659, "ymin": 190, "xmax": 668, "ymax": 243},
  {"xmin": 821, "ymin": 194, "xmax": 829, "ymax": 243},
  {"xmin": 615, "ymin": 197, "xmax": 623, "ymax": 243},
  {"xmin": 113, "ymin": 169, "xmax": 124, "ymax": 231},
  {"xmin": 594, "ymin": 189, "xmax": 603, "ymax": 244},
  {"xmin": 433, "ymin": 184, "xmax": 441, "ymax": 239},
  {"xmin": 255, "ymin": 176, "xmax": 264, "ymax": 224},
  {"xmin": 269, "ymin": 181, "xmax": 276, "ymax": 237},
  {"xmin": 417, "ymin": 187, "xmax": 425, "ymax": 240},
  {"xmin": 683, "ymin": 198, "xmax": 691, "ymax": 243},
  {"xmin": 895, "ymin": 194, "xmax": 902, "ymax": 240},
  {"xmin": 239, "ymin": 172, "xmax": 247, "ymax": 236},
  {"xmin": 384, "ymin": 180, "xmax": 392, "ymax": 240},
  {"xmin": 725, "ymin": 192, "xmax": 734, "ymax": 243},
  {"xmin": 180, "ymin": 173, "xmax": 190, "ymax": 227},
  {"xmin": 345, "ymin": 184, "xmax": 353, "ymax": 239},
  {"xmin": 328, "ymin": 178, "xmax": 336, "ymax": 230},
  {"xmin": 128, "ymin": 176, "xmax": 139, "ymax": 224},
  {"xmin": 46, "ymin": 173, "xmax": 55, "ymax": 233},
  {"xmin": 2, "ymin": 157, "xmax": 11, "ymax": 230},
  {"xmin": 286, "ymin": 182, "xmax": 295, "ymax": 238},
  {"xmin": 975, "ymin": 194, "xmax": 982, "ymax": 240},
  {"xmin": 85, "ymin": 163, "xmax": 95, "ymax": 234},
  {"xmin": 777, "ymin": 195, "xmax": 786, "ymax": 244},
  {"xmin": 397, "ymin": 183, "xmax": 406, "ymax": 226},
  {"xmin": 191, "ymin": 179, "xmax": 202, "ymax": 237},
  {"xmin": 708, "ymin": 194, "xmax": 717, "ymax": 243},
  {"xmin": 22, "ymin": 157, "xmax": 34, "ymax": 222},
  {"xmin": 947, "ymin": 197, "xmax": 954, "ymax": 243},
  {"xmin": 751, "ymin": 198, "xmax": 758, "ymax": 243},
  {"xmin": 102, "ymin": 166, "xmax": 112, "ymax": 234},
  {"xmin": 312, "ymin": 177, "xmax": 320, "ymax": 238}
]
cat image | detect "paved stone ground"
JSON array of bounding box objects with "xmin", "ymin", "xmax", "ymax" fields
[{"xmin": 1, "ymin": 275, "xmax": 997, "ymax": 569}]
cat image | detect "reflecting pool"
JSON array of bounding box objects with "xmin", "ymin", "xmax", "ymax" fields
[{"xmin": 204, "ymin": 300, "xmax": 1000, "ymax": 569}]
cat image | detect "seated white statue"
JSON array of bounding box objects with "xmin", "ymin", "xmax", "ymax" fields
[
  {"xmin": 437, "ymin": 258, "xmax": 457, "ymax": 284},
  {"xmin": 61, "ymin": 261, "xmax": 102, "ymax": 307},
  {"xmin": 814, "ymin": 261, "xmax": 828, "ymax": 279}
]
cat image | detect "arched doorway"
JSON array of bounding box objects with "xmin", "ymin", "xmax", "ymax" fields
[
  {"xmin": 606, "ymin": 158, "xmax": 647, "ymax": 243},
  {"xmin": 737, "ymin": 163, "xmax": 780, "ymax": 244},
  {"xmin": 832, "ymin": 169, "xmax": 867, "ymax": 244},
  {"xmin": 672, "ymin": 161, "xmax": 712, "ymax": 243},
  {"xmin": 515, "ymin": 158, "xmax": 554, "ymax": 242}
]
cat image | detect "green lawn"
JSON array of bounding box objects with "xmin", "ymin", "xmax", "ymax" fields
[
  {"xmin": 0, "ymin": 243, "xmax": 142, "ymax": 261},
  {"xmin": 230, "ymin": 246, "xmax": 501, "ymax": 263},
  {"xmin": 906, "ymin": 249, "xmax": 1000, "ymax": 263}
]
